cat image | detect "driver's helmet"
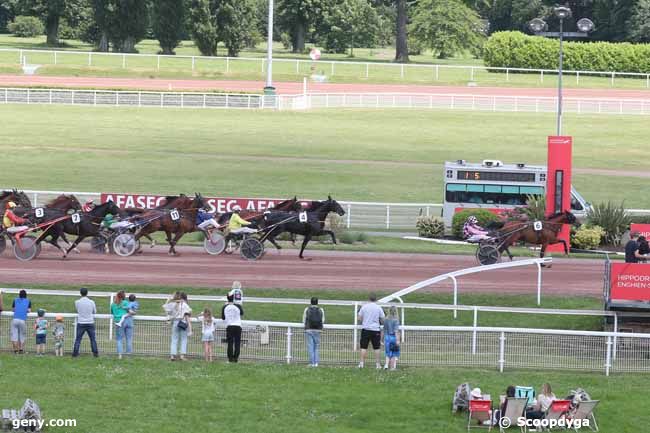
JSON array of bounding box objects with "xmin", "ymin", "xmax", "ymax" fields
[
  {"xmin": 232, "ymin": 205, "xmax": 242, "ymax": 213},
  {"xmin": 467, "ymin": 215, "xmax": 478, "ymax": 225},
  {"xmin": 7, "ymin": 201, "xmax": 16, "ymax": 209},
  {"xmin": 85, "ymin": 199, "xmax": 95, "ymax": 207}
]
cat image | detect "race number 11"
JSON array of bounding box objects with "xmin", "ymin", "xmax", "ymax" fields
[{"xmin": 170, "ymin": 210, "xmax": 180, "ymax": 221}]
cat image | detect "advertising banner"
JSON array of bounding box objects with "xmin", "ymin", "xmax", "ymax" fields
[{"xmin": 610, "ymin": 262, "xmax": 650, "ymax": 302}]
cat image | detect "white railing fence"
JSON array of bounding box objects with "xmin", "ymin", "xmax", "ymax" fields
[
  {"xmin": 2, "ymin": 47, "xmax": 650, "ymax": 88},
  {"xmin": 9, "ymin": 189, "xmax": 650, "ymax": 231},
  {"xmin": 3, "ymin": 88, "xmax": 650, "ymax": 116},
  {"xmin": 1, "ymin": 311, "xmax": 648, "ymax": 375}
]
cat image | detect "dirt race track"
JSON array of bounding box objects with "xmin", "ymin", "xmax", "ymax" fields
[{"xmin": 0, "ymin": 245, "xmax": 605, "ymax": 297}]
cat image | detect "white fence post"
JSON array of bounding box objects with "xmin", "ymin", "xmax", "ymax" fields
[
  {"xmin": 605, "ymin": 336, "xmax": 612, "ymax": 376},
  {"xmin": 611, "ymin": 72, "xmax": 615, "ymax": 87},
  {"xmin": 346, "ymin": 204, "xmax": 351, "ymax": 229},
  {"xmin": 32, "ymin": 192, "xmax": 38, "ymax": 207},
  {"xmin": 499, "ymin": 332, "xmax": 506, "ymax": 372},
  {"xmin": 470, "ymin": 67, "xmax": 475, "ymax": 82},
  {"xmin": 296, "ymin": 59, "xmax": 299, "ymax": 74},
  {"xmin": 506, "ymin": 68, "xmax": 509, "ymax": 82},
  {"xmin": 226, "ymin": 57, "xmax": 230, "ymax": 73},
  {"xmin": 54, "ymin": 51, "xmax": 57, "ymax": 65},
  {"xmin": 435, "ymin": 65, "xmax": 439, "ymax": 81},
  {"xmin": 122, "ymin": 54, "xmax": 126, "ymax": 69},
  {"xmin": 88, "ymin": 52, "xmax": 92, "ymax": 67},
  {"xmin": 386, "ymin": 205, "xmax": 390, "ymax": 229},
  {"xmin": 613, "ymin": 314, "xmax": 618, "ymax": 360},
  {"xmin": 192, "ymin": 56, "xmax": 195, "ymax": 72},
  {"xmin": 472, "ymin": 307, "xmax": 478, "ymax": 355},
  {"xmin": 353, "ymin": 302, "xmax": 358, "ymax": 351},
  {"xmin": 400, "ymin": 64, "xmax": 404, "ymax": 79},
  {"xmin": 331, "ymin": 62, "xmax": 334, "ymax": 76},
  {"xmin": 138, "ymin": 92, "xmax": 141, "ymax": 107},
  {"xmin": 576, "ymin": 71, "xmax": 579, "ymax": 85},
  {"xmin": 365, "ymin": 63, "xmax": 369, "ymax": 78},
  {"xmin": 536, "ymin": 262, "xmax": 542, "ymax": 306},
  {"xmin": 286, "ymin": 326, "xmax": 292, "ymax": 364},
  {"xmin": 157, "ymin": 56, "xmax": 160, "ymax": 71},
  {"xmin": 451, "ymin": 275, "xmax": 458, "ymax": 319}
]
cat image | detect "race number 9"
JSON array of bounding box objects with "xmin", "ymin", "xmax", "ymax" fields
[
  {"xmin": 170, "ymin": 210, "xmax": 180, "ymax": 221},
  {"xmin": 72, "ymin": 213, "xmax": 81, "ymax": 224},
  {"xmin": 533, "ymin": 221, "xmax": 543, "ymax": 231},
  {"xmin": 299, "ymin": 211, "xmax": 308, "ymax": 223},
  {"xmin": 35, "ymin": 208, "xmax": 44, "ymax": 218}
]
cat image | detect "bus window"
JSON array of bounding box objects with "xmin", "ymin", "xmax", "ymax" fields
[
  {"xmin": 571, "ymin": 197, "xmax": 583, "ymax": 211},
  {"xmin": 520, "ymin": 186, "xmax": 544, "ymax": 195}
]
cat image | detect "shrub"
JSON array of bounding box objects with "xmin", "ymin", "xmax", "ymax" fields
[
  {"xmin": 451, "ymin": 209, "xmax": 500, "ymax": 239},
  {"xmin": 587, "ymin": 201, "xmax": 631, "ymax": 246},
  {"xmin": 571, "ymin": 225, "xmax": 605, "ymax": 250},
  {"xmin": 338, "ymin": 231, "xmax": 356, "ymax": 244},
  {"xmin": 8, "ymin": 16, "xmax": 44, "ymax": 38},
  {"xmin": 356, "ymin": 232, "xmax": 368, "ymax": 243},
  {"xmin": 521, "ymin": 194, "xmax": 546, "ymax": 221},
  {"xmin": 484, "ymin": 31, "xmax": 650, "ymax": 74},
  {"xmin": 416, "ymin": 216, "xmax": 445, "ymax": 238}
]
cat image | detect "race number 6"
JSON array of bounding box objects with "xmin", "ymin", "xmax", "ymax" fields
[
  {"xmin": 35, "ymin": 208, "xmax": 44, "ymax": 218},
  {"xmin": 170, "ymin": 210, "xmax": 180, "ymax": 221},
  {"xmin": 533, "ymin": 221, "xmax": 543, "ymax": 231}
]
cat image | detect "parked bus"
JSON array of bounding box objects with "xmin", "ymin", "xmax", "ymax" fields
[{"xmin": 442, "ymin": 160, "xmax": 590, "ymax": 227}]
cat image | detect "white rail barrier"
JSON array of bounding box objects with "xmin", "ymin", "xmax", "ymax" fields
[
  {"xmin": 3, "ymin": 47, "xmax": 650, "ymax": 88},
  {"xmin": 6, "ymin": 188, "xmax": 650, "ymax": 230},
  {"xmin": 1, "ymin": 310, "xmax": 648, "ymax": 375}
]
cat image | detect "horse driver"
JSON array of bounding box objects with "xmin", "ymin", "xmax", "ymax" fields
[
  {"xmin": 228, "ymin": 206, "xmax": 257, "ymax": 236},
  {"xmin": 196, "ymin": 207, "xmax": 219, "ymax": 232},
  {"xmin": 101, "ymin": 213, "xmax": 131, "ymax": 231},
  {"xmin": 463, "ymin": 215, "xmax": 491, "ymax": 243},
  {"xmin": 82, "ymin": 199, "xmax": 95, "ymax": 213},
  {"xmin": 2, "ymin": 201, "xmax": 30, "ymax": 234}
]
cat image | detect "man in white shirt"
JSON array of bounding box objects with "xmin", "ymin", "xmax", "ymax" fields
[
  {"xmin": 221, "ymin": 294, "xmax": 244, "ymax": 363},
  {"xmin": 357, "ymin": 293, "xmax": 385, "ymax": 369},
  {"xmin": 72, "ymin": 287, "xmax": 98, "ymax": 357},
  {"xmin": 228, "ymin": 281, "xmax": 244, "ymax": 305}
]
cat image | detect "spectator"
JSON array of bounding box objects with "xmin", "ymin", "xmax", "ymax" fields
[
  {"xmin": 11, "ymin": 289, "xmax": 32, "ymax": 354},
  {"xmin": 110, "ymin": 291, "xmax": 129, "ymax": 359},
  {"xmin": 639, "ymin": 236, "xmax": 650, "ymax": 262},
  {"xmin": 382, "ymin": 306, "xmax": 401, "ymax": 370},
  {"xmin": 198, "ymin": 308, "xmax": 216, "ymax": 362},
  {"xmin": 303, "ymin": 297, "xmax": 325, "ymax": 367},
  {"xmin": 72, "ymin": 287, "xmax": 99, "ymax": 358},
  {"xmin": 495, "ymin": 385, "xmax": 516, "ymax": 424},
  {"xmin": 357, "ymin": 293, "xmax": 385, "ymax": 369},
  {"xmin": 53, "ymin": 315, "xmax": 65, "ymax": 357},
  {"xmin": 221, "ymin": 294, "xmax": 244, "ymax": 363},
  {"xmin": 229, "ymin": 281, "xmax": 244, "ymax": 305},
  {"xmin": 117, "ymin": 294, "xmax": 139, "ymax": 327},
  {"xmin": 625, "ymin": 232, "xmax": 646, "ymax": 263},
  {"xmin": 537, "ymin": 383, "xmax": 557, "ymax": 413},
  {"xmin": 120, "ymin": 294, "xmax": 138, "ymax": 357},
  {"xmin": 33, "ymin": 309, "xmax": 47, "ymax": 356},
  {"xmin": 162, "ymin": 291, "xmax": 192, "ymax": 361}
]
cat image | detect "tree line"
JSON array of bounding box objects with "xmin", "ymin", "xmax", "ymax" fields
[{"xmin": 0, "ymin": 0, "xmax": 649, "ymax": 62}]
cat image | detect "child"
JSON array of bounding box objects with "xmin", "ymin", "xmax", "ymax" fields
[
  {"xmin": 117, "ymin": 294, "xmax": 140, "ymax": 327},
  {"xmin": 229, "ymin": 281, "xmax": 244, "ymax": 305},
  {"xmin": 199, "ymin": 308, "xmax": 216, "ymax": 362},
  {"xmin": 33, "ymin": 309, "xmax": 48, "ymax": 356},
  {"xmin": 53, "ymin": 315, "xmax": 65, "ymax": 357}
]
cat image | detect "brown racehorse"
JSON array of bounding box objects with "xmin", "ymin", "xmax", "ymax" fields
[
  {"xmin": 135, "ymin": 194, "xmax": 206, "ymax": 256},
  {"xmin": 496, "ymin": 211, "xmax": 578, "ymax": 262}
]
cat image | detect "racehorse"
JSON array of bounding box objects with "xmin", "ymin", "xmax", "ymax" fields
[
  {"xmin": 261, "ymin": 196, "xmax": 346, "ymax": 259},
  {"xmin": 135, "ymin": 194, "xmax": 206, "ymax": 256},
  {"xmin": 0, "ymin": 189, "xmax": 32, "ymax": 211},
  {"xmin": 217, "ymin": 197, "xmax": 302, "ymax": 227},
  {"xmin": 495, "ymin": 210, "xmax": 578, "ymax": 262},
  {"xmin": 120, "ymin": 195, "xmax": 189, "ymax": 248}
]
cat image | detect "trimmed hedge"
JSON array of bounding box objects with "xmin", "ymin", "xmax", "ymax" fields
[
  {"xmin": 8, "ymin": 16, "xmax": 44, "ymax": 38},
  {"xmin": 416, "ymin": 216, "xmax": 445, "ymax": 238},
  {"xmin": 451, "ymin": 209, "xmax": 500, "ymax": 239},
  {"xmin": 483, "ymin": 31, "xmax": 650, "ymax": 74},
  {"xmin": 571, "ymin": 225, "xmax": 605, "ymax": 250}
]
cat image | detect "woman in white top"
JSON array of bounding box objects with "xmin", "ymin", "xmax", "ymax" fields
[
  {"xmin": 162, "ymin": 292, "xmax": 192, "ymax": 361},
  {"xmin": 537, "ymin": 383, "xmax": 557, "ymax": 413}
]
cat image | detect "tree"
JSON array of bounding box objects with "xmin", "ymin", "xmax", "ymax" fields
[
  {"xmin": 215, "ymin": 0, "xmax": 258, "ymax": 56},
  {"xmin": 89, "ymin": 0, "xmax": 112, "ymax": 51},
  {"xmin": 153, "ymin": 0, "xmax": 185, "ymax": 54},
  {"xmin": 410, "ymin": 0, "xmax": 485, "ymax": 58},
  {"xmin": 394, "ymin": 0, "xmax": 408, "ymax": 62},
  {"xmin": 189, "ymin": 0, "xmax": 218, "ymax": 55},
  {"xmin": 17, "ymin": 0, "xmax": 67, "ymax": 45},
  {"xmin": 321, "ymin": 0, "xmax": 380, "ymax": 56},
  {"xmin": 627, "ymin": 0, "xmax": 650, "ymax": 42},
  {"xmin": 0, "ymin": 0, "xmax": 18, "ymax": 32},
  {"xmin": 593, "ymin": 0, "xmax": 634, "ymax": 41},
  {"xmin": 277, "ymin": 0, "xmax": 325, "ymax": 53},
  {"xmin": 109, "ymin": 0, "xmax": 148, "ymax": 52}
]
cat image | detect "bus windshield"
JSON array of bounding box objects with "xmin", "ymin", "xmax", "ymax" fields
[{"xmin": 445, "ymin": 183, "xmax": 544, "ymax": 206}]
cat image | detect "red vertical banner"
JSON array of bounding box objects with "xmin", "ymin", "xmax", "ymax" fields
[{"xmin": 545, "ymin": 136, "xmax": 573, "ymax": 252}]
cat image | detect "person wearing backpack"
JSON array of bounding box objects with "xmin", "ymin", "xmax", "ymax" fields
[{"xmin": 303, "ymin": 297, "xmax": 325, "ymax": 367}]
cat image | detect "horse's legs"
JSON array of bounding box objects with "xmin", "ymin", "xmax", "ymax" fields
[
  {"xmin": 560, "ymin": 239, "xmax": 569, "ymax": 256},
  {"xmin": 503, "ymin": 246, "xmax": 514, "ymax": 261},
  {"xmin": 144, "ymin": 234, "xmax": 156, "ymax": 248},
  {"xmin": 64, "ymin": 235, "xmax": 87, "ymax": 258},
  {"xmin": 169, "ymin": 231, "xmax": 186, "ymax": 256},
  {"xmin": 299, "ymin": 233, "xmax": 312, "ymax": 259}
]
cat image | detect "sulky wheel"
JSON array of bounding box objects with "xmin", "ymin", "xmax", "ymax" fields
[
  {"xmin": 204, "ymin": 232, "xmax": 226, "ymax": 255},
  {"xmin": 476, "ymin": 244, "xmax": 501, "ymax": 266},
  {"xmin": 240, "ymin": 238, "xmax": 264, "ymax": 261},
  {"xmin": 13, "ymin": 236, "xmax": 39, "ymax": 262},
  {"xmin": 0, "ymin": 235, "xmax": 6, "ymax": 255},
  {"xmin": 113, "ymin": 233, "xmax": 138, "ymax": 257}
]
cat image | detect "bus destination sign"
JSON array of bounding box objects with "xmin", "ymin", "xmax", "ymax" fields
[{"xmin": 457, "ymin": 170, "xmax": 537, "ymax": 182}]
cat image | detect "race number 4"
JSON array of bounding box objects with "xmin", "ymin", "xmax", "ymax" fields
[
  {"xmin": 71, "ymin": 213, "xmax": 81, "ymax": 224},
  {"xmin": 299, "ymin": 211, "xmax": 308, "ymax": 223},
  {"xmin": 533, "ymin": 221, "xmax": 543, "ymax": 231},
  {"xmin": 170, "ymin": 210, "xmax": 180, "ymax": 221},
  {"xmin": 35, "ymin": 208, "xmax": 44, "ymax": 218}
]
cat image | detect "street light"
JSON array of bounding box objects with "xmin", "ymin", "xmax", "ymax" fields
[
  {"xmin": 529, "ymin": 7, "xmax": 594, "ymax": 135},
  {"xmin": 264, "ymin": 0, "xmax": 276, "ymax": 95}
]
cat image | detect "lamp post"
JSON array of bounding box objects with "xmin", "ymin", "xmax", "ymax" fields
[
  {"xmin": 529, "ymin": 7, "xmax": 594, "ymax": 135},
  {"xmin": 264, "ymin": 0, "xmax": 276, "ymax": 95}
]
